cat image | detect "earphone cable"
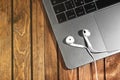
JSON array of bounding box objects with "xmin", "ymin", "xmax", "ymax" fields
[{"xmin": 86, "ymin": 48, "xmax": 99, "ymax": 80}]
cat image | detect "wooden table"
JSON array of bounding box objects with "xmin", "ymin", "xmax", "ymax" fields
[{"xmin": 0, "ymin": 0, "xmax": 120, "ymax": 80}]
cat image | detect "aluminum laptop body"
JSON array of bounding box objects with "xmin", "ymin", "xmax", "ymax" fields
[{"xmin": 42, "ymin": 0, "xmax": 120, "ymax": 69}]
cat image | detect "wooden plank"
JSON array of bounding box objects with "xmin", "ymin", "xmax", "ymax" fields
[
  {"xmin": 78, "ymin": 64, "xmax": 92, "ymax": 80},
  {"xmin": 58, "ymin": 49, "xmax": 77, "ymax": 80},
  {"xmin": 0, "ymin": 0, "xmax": 11, "ymax": 80},
  {"xmin": 32, "ymin": 0, "xmax": 45, "ymax": 80},
  {"xmin": 13, "ymin": 0, "xmax": 31, "ymax": 80},
  {"xmin": 91, "ymin": 60, "xmax": 105, "ymax": 80},
  {"xmin": 78, "ymin": 60, "xmax": 105, "ymax": 80},
  {"xmin": 44, "ymin": 17, "xmax": 58, "ymax": 80},
  {"xmin": 105, "ymin": 53, "xmax": 120, "ymax": 80}
]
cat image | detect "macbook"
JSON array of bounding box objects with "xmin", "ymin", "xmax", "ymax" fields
[{"xmin": 42, "ymin": 0, "xmax": 120, "ymax": 69}]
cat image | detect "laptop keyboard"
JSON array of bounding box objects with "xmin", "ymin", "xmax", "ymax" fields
[{"xmin": 51, "ymin": 0, "xmax": 120, "ymax": 23}]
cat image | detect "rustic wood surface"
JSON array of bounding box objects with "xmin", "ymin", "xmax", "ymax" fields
[
  {"xmin": 0, "ymin": 0, "xmax": 11, "ymax": 80},
  {"xmin": 32, "ymin": 0, "xmax": 45, "ymax": 80},
  {"xmin": 13, "ymin": 0, "xmax": 31, "ymax": 80},
  {"xmin": 0, "ymin": 0, "xmax": 120, "ymax": 80}
]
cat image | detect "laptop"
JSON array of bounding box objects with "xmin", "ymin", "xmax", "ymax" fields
[{"xmin": 42, "ymin": 0, "xmax": 120, "ymax": 69}]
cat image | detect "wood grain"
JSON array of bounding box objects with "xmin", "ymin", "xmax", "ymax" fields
[
  {"xmin": 44, "ymin": 16, "xmax": 58, "ymax": 80},
  {"xmin": 58, "ymin": 49, "xmax": 77, "ymax": 80},
  {"xmin": 78, "ymin": 59, "xmax": 105, "ymax": 80},
  {"xmin": 32, "ymin": 0, "xmax": 45, "ymax": 80},
  {"xmin": 92, "ymin": 60, "xmax": 105, "ymax": 80},
  {"xmin": 0, "ymin": 0, "xmax": 11, "ymax": 80},
  {"xmin": 13, "ymin": 0, "xmax": 31, "ymax": 80},
  {"xmin": 105, "ymin": 53, "xmax": 120, "ymax": 80},
  {"xmin": 78, "ymin": 64, "xmax": 92, "ymax": 80},
  {"xmin": 1, "ymin": 0, "xmax": 120, "ymax": 80}
]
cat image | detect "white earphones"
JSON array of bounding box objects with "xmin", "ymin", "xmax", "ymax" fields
[
  {"xmin": 65, "ymin": 29, "xmax": 120, "ymax": 53},
  {"xmin": 65, "ymin": 29, "xmax": 120, "ymax": 80},
  {"xmin": 65, "ymin": 29, "xmax": 99, "ymax": 80},
  {"xmin": 82, "ymin": 29, "xmax": 93, "ymax": 49},
  {"xmin": 65, "ymin": 35, "xmax": 96, "ymax": 67},
  {"xmin": 65, "ymin": 29, "xmax": 91, "ymax": 49},
  {"xmin": 65, "ymin": 36, "xmax": 85, "ymax": 48}
]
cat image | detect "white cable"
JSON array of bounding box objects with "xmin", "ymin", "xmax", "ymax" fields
[
  {"xmin": 86, "ymin": 48, "xmax": 99, "ymax": 80},
  {"xmin": 82, "ymin": 31, "xmax": 120, "ymax": 54},
  {"xmin": 91, "ymin": 49, "xmax": 120, "ymax": 54},
  {"xmin": 94, "ymin": 60, "xmax": 99, "ymax": 80}
]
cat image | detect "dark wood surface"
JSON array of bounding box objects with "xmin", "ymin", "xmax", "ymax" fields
[{"xmin": 0, "ymin": 0, "xmax": 120, "ymax": 80}]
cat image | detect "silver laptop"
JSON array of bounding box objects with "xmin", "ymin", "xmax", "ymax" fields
[{"xmin": 42, "ymin": 0, "xmax": 120, "ymax": 69}]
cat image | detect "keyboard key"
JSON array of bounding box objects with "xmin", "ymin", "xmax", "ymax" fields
[
  {"xmin": 65, "ymin": 0, "xmax": 75, "ymax": 10},
  {"xmin": 74, "ymin": 0, "xmax": 84, "ymax": 6},
  {"xmin": 66, "ymin": 9, "xmax": 76, "ymax": 20},
  {"xmin": 53, "ymin": 3, "xmax": 66, "ymax": 14},
  {"xmin": 51, "ymin": 0, "xmax": 66, "ymax": 5},
  {"xmin": 75, "ymin": 6, "xmax": 85, "ymax": 16},
  {"xmin": 96, "ymin": 0, "xmax": 120, "ymax": 9},
  {"xmin": 84, "ymin": 2, "xmax": 96, "ymax": 13},
  {"xmin": 56, "ymin": 13, "xmax": 67, "ymax": 23},
  {"xmin": 84, "ymin": 0, "xmax": 93, "ymax": 3}
]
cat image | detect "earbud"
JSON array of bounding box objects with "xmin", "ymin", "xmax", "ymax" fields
[
  {"xmin": 65, "ymin": 36, "xmax": 85, "ymax": 48},
  {"xmin": 81, "ymin": 29, "xmax": 118, "ymax": 53},
  {"xmin": 82, "ymin": 29, "xmax": 93, "ymax": 50},
  {"xmin": 82, "ymin": 29, "xmax": 91, "ymax": 37},
  {"xmin": 65, "ymin": 36, "xmax": 75, "ymax": 44}
]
